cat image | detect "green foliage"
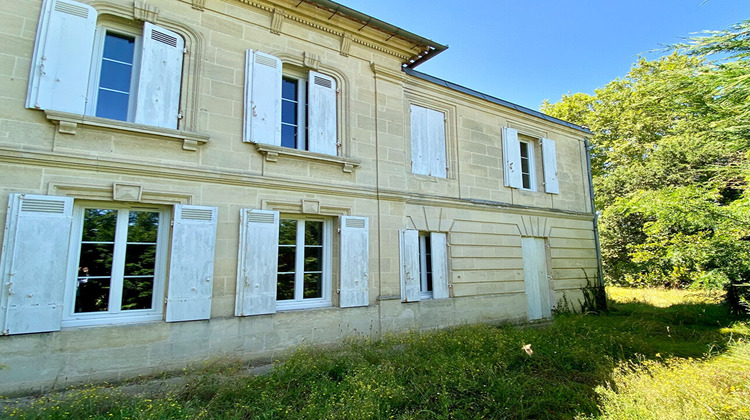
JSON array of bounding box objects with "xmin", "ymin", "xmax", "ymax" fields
[
  {"xmin": 3, "ymin": 288, "xmax": 747, "ymax": 419},
  {"xmin": 542, "ymin": 21, "xmax": 750, "ymax": 310}
]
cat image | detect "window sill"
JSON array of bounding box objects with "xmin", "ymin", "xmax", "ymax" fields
[
  {"xmin": 44, "ymin": 110, "xmax": 210, "ymax": 151},
  {"xmin": 254, "ymin": 143, "xmax": 361, "ymax": 173}
]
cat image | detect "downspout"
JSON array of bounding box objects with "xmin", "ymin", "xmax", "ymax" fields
[{"xmin": 585, "ymin": 138, "xmax": 606, "ymax": 297}]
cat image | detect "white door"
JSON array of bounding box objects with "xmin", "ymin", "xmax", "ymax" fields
[{"xmin": 521, "ymin": 237, "xmax": 552, "ymax": 320}]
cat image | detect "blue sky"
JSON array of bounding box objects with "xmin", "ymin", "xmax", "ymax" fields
[{"xmin": 340, "ymin": 0, "xmax": 748, "ymax": 110}]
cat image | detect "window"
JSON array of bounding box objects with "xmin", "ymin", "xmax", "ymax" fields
[
  {"xmin": 502, "ymin": 127, "xmax": 559, "ymax": 194},
  {"xmin": 26, "ymin": 0, "xmax": 185, "ymax": 130},
  {"xmin": 410, "ymin": 105, "xmax": 447, "ymax": 178},
  {"xmin": 244, "ymin": 50, "xmax": 338, "ymax": 156},
  {"xmin": 400, "ymin": 230, "xmax": 449, "ymax": 302},
  {"xmin": 276, "ymin": 217, "xmax": 332, "ymax": 309},
  {"xmin": 0, "ymin": 194, "xmax": 218, "ymax": 335},
  {"xmin": 66, "ymin": 205, "xmax": 168, "ymax": 325},
  {"xmin": 235, "ymin": 211, "xmax": 369, "ymax": 316}
]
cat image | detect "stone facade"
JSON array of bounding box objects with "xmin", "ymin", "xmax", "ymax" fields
[{"xmin": 0, "ymin": 0, "xmax": 599, "ymax": 395}]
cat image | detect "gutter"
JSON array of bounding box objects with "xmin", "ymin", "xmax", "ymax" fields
[{"xmin": 585, "ymin": 138, "xmax": 606, "ymax": 293}]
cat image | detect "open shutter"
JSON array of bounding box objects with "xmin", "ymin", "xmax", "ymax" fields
[
  {"xmin": 425, "ymin": 108, "xmax": 447, "ymax": 178},
  {"xmin": 339, "ymin": 216, "xmax": 369, "ymax": 307},
  {"xmin": 308, "ymin": 71, "xmax": 337, "ymax": 155},
  {"xmin": 243, "ymin": 50, "xmax": 282, "ymax": 145},
  {"xmin": 541, "ymin": 138, "xmax": 560, "ymax": 194},
  {"xmin": 400, "ymin": 229, "xmax": 421, "ymax": 302},
  {"xmin": 0, "ymin": 194, "xmax": 73, "ymax": 335},
  {"xmin": 135, "ymin": 22, "xmax": 184, "ymax": 129},
  {"xmin": 236, "ymin": 209, "xmax": 279, "ymax": 316},
  {"xmin": 26, "ymin": 0, "xmax": 96, "ymax": 114},
  {"xmin": 503, "ymin": 127, "xmax": 523, "ymax": 188},
  {"xmin": 166, "ymin": 205, "xmax": 217, "ymax": 322},
  {"xmin": 430, "ymin": 232, "xmax": 450, "ymax": 299},
  {"xmin": 410, "ymin": 105, "xmax": 428, "ymax": 175}
]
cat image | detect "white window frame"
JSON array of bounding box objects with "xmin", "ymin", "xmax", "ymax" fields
[
  {"xmin": 275, "ymin": 215, "xmax": 332, "ymax": 311},
  {"xmin": 86, "ymin": 23, "xmax": 143, "ymax": 123},
  {"xmin": 280, "ymin": 73, "xmax": 308, "ymax": 151},
  {"xmin": 418, "ymin": 234, "xmax": 433, "ymax": 300},
  {"xmin": 62, "ymin": 202, "xmax": 169, "ymax": 327},
  {"xmin": 519, "ymin": 138, "xmax": 536, "ymax": 191}
]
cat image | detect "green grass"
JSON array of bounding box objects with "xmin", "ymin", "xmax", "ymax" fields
[{"xmin": 2, "ymin": 287, "xmax": 747, "ymax": 419}]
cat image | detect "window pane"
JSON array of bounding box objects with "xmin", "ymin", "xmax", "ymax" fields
[
  {"xmin": 281, "ymin": 78, "xmax": 297, "ymax": 100},
  {"xmin": 305, "ymin": 221, "xmax": 322, "ymax": 246},
  {"xmin": 128, "ymin": 211, "xmax": 159, "ymax": 242},
  {"xmin": 521, "ymin": 157, "xmax": 530, "ymax": 174},
  {"xmin": 278, "ymin": 245, "xmax": 296, "ymax": 273},
  {"xmin": 82, "ymin": 209, "xmax": 117, "ymax": 242},
  {"xmin": 79, "ymin": 243, "xmax": 114, "ymax": 277},
  {"xmin": 279, "ymin": 220, "xmax": 297, "ymax": 245},
  {"xmin": 303, "ymin": 272, "xmax": 322, "ymax": 298},
  {"xmin": 282, "ymin": 100, "xmax": 297, "ymax": 124},
  {"xmin": 124, "ymin": 244, "xmax": 156, "ymax": 276},
  {"xmin": 520, "ymin": 142, "xmax": 529, "ymax": 159},
  {"xmin": 304, "ymin": 246, "xmax": 322, "ymax": 272},
  {"xmin": 103, "ymin": 32, "xmax": 135, "ymax": 63},
  {"xmin": 74, "ymin": 277, "xmax": 110, "ymax": 313},
  {"xmin": 522, "ymin": 173, "xmax": 532, "ymax": 189},
  {"xmin": 96, "ymin": 89, "xmax": 130, "ymax": 121},
  {"xmin": 425, "ymin": 237, "xmax": 433, "ymax": 292},
  {"xmin": 277, "ymin": 273, "xmax": 295, "ymax": 300},
  {"xmin": 281, "ymin": 125, "xmax": 297, "ymax": 149},
  {"xmin": 99, "ymin": 60, "xmax": 133, "ymax": 92},
  {"xmin": 122, "ymin": 277, "xmax": 154, "ymax": 310}
]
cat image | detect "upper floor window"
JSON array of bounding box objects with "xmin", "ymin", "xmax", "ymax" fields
[
  {"xmin": 410, "ymin": 104, "xmax": 447, "ymax": 178},
  {"xmin": 244, "ymin": 50, "xmax": 338, "ymax": 156},
  {"xmin": 502, "ymin": 127, "xmax": 559, "ymax": 194},
  {"xmin": 26, "ymin": 0, "xmax": 185, "ymax": 130}
]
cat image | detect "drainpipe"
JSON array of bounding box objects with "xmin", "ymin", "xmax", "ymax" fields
[{"xmin": 585, "ymin": 138, "xmax": 606, "ymax": 294}]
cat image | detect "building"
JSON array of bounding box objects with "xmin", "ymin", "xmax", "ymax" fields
[{"xmin": 0, "ymin": 0, "xmax": 599, "ymax": 395}]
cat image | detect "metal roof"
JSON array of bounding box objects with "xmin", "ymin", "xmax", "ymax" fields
[
  {"xmin": 301, "ymin": 0, "xmax": 447, "ymax": 67},
  {"xmin": 403, "ymin": 68, "xmax": 591, "ymax": 134}
]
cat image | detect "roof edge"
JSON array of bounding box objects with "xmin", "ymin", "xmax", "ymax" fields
[{"xmin": 403, "ymin": 68, "xmax": 592, "ymax": 135}]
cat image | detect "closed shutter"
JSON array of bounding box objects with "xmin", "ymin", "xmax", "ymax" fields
[
  {"xmin": 425, "ymin": 108, "xmax": 447, "ymax": 178},
  {"xmin": 430, "ymin": 232, "xmax": 450, "ymax": 299},
  {"xmin": 541, "ymin": 138, "xmax": 560, "ymax": 194},
  {"xmin": 503, "ymin": 127, "xmax": 523, "ymax": 188},
  {"xmin": 400, "ymin": 229, "xmax": 420, "ymax": 302},
  {"xmin": 165, "ymin": 205, "xmax": 218, "ymax": 322},
  {"xmin": 135, "ymin": 23, "xmax": 185, "ymax": 130},
  {"xmin": 243, "ymin": 50, "xmax": 282, "ymax": 145},
  {"xmin": 236, "ymin": 209, "xmax": 279, "ymax": 316},
  {"xmin": 339, "ymin": 216, "xmax": 369, "ymax": 308},
  {"xmin": 307, "ymin": 71, "xmax": 337, "ymax": 155},
  {"xmin": 410, "ymin": 105, "xmax": 428, "ymax": 176},
  {"xmin": 26, "ymin": 0, "xmax": 97, "ymax": 114},
  {"xmin": 0, "ymin": 194, "xmax": 73, "ymax": 335}
]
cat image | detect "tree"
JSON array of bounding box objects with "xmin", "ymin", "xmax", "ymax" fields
[{"xmin": 541, "ymin": 21, "xmax": 750, "ymax": 310}]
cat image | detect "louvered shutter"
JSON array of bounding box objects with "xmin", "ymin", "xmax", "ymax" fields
[
  {"xmin": 165, "ymin": 205, "xmax": 218, "ymax": 322},
  {"xmin": 135, "ymin": 23, "xmax": 184, "ymax": 129},
  {"xmin": 541, "ymin": 138, "xmax": 560, "ymax": 194},
  {"xmin": 410, "ymin": 105, "xmax": 428, "ymax": 175},
  {"xmin": 236, "ymin": 210, "xmax": 279, "ymax": 316},
  {"xmin": 308, "ymin": 71, "xmax": 337, "ymax": 155},
  {"xmin": 0, "ymin": 194, "xmax": 73, "ymax": 335},
  {"xmin": 503, "ymin": 127, "xmax": 523, "ymax": 188},
  {"xmin": 400, "ymin": 229, "xmax": 421, "ymax": 302},
  {"xmin": 26, "ymin": 0, "xmax": 96, "ymax": 114},
  {"xmin": 339, "ymin": 216, "xmax": 369, "ymax": 307},
  {"xmin": 243, "ymin": 50, "xmax": 282, "ymax": 145},
  {"xmin": 430, "ymin": 232, "xmax": 450, "ymax": 299}
]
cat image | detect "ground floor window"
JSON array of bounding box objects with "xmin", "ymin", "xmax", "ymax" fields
[{"xmin": 419, "ymin": 234, "xmax": 433, "ymax": 299}]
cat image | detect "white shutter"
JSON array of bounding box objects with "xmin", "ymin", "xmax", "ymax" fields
[
  {"xmin": 410, "ymin": 105, "xmax": 428, "ymax": 176},
  {"xmin": 430, "ymin": 232, "xmax": 450, "ymax": 299},
  {"xmin": 521, "ymin": 237, "xmax": 551, "ymax": 320},
  {"xmin": 26, "ymin": 0, "xmax": 96, "ymax": 114},
  {"xmin": 426, "ymin": 108, "xmax": 447, "ymax": 178},
  {"xmin": 135, "ymin": 23, "xmax": 185, "ymax": 129},
  {"xmin": 236, "ymin": 209, "xmax": 279, "ymax": 316},
  {"xmin": 307, "ymin": 71, "xmax": 337, "ymax": 155},
  {"xmin": 339, "ymin": 216, "xmax": 369, "ymax": 308},
  {"xmin": 400, "ymin": 229, "xmax": 420, "ymax": 302},
  {"xmin": 0, "ymin": 194, "xmax": 73, "ymax": 335},
  {"xmin": 243, "ymin": 50, "xmax": 282, "ymax": 145},
  {"xmin": 541, "ymin": 138, "xmax": 560, "ymax": 194},
  {"xmin": 503, "ymin": 127, "xmax": 523, "ymax": 188},
  {"xmin": 165, "ymin": 205, "xmax": 217, "ymax": 322}
]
